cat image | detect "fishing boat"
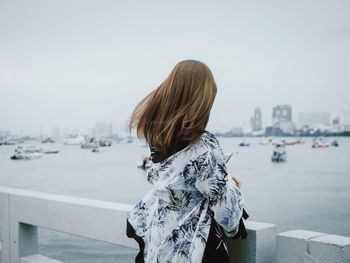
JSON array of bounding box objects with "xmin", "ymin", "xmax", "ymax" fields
[
  {"xmin": 99, "ymin": 138, "xmax": 113, "ymax": 147},
  {"xmin": 81, "ymin": 137, "xmax": 97, "ymax": 149},
  {"xmin": 282, "ymin": 138, "xmax": 305, "ymax": 146},
  {"xmin": 43, "ymin": 149, "xmax": 59, "ymax": 154},
  {"xmin": 15, "ymin": 145, "xmax": 44, "ymax": 153},
  {"xmin": 312, "ymin": 138, "xmax": 330, "ymax": 148},
  {"xmin": 81, "ymin": 143, "xmax": 95, "ymax": 149},
  {"xmin": 11, "ymin": 152, "xmax": 44, "ymax": 160},
  {"xmin": 91, "ymin": 146, "xmax": 100, "ymax": 153},
  {"xmin": 271, "ymin": 144, "xmax": 287, "ymax": 162},
  {"xmin": 41, "ymin": 137, "xmax": 55, "ymax": 144},
  {"xmin": 331, "ymin": 139, "xmax": 339, "ymax": 147}
]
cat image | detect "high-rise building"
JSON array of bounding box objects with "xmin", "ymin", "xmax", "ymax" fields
[
  {"xmin": 272, "ymin": 105, "xmax": 292, "ymax": 127},
  {"xmin": 250, "ymin": 107, "xmax": 262, "ymax": 131},
  {"xmin": 339, "ymin": 109, "xmax": 350, "ymax": 131},
  {"xmin": 298, "ymin": 112, "xmax": 331, "ymax": 128},
  {"xmin": 272, "ymin": 105, "xmax": 294, "ymax": 134}
]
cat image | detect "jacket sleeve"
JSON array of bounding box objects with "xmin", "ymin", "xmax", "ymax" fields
[{"xmin": 194, "ymin": 147, "xmax": 244, "ymax": 237}]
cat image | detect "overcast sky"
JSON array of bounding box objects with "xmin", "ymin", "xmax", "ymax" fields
[{"xmin": 0, "ymin": 0, "xmax": 349, "ymax": 135}]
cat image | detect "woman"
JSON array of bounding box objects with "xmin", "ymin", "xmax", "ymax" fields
[{"xmin": 127, "ymin": 60, "xmax": 245, "ymax": 263}]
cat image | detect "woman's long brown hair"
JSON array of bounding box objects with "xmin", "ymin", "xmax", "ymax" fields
[{"xmin": 129, "ymin": 60, "xmax": 217, "ymax": 156}]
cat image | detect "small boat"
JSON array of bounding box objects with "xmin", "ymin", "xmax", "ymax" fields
[
  {"xmin": 91, "ymin": 146, "xmax": 100, "ymax": 153},
  {"xmin": 1, "ymin": 140, "xmax": 16, "ymax": 145},
  {"xmin": 312, "ymin": 138, "xmax": 330, "ymax": 148},
  {"xmin": 81, "ymin": 143, "xmax": 95, "ymax": 149},
  {"xmin": 15, "ymin": 145, "xmax": 44, "ymax": 153},
  {"xmin": 99, "ymin": 138, "xmax": 113, "ymax": 147},
  {"xmin": 41, "ymin": 137, "xmax": 55, "ymax": 144},
  {"xmin": 282, "ymin": 138, "xmax": 304, "ymax": 146},
  {"xmin": 239, "ymin": 142, "xmax": 250, "ymax": 147},
  {"xmin": 271, "ymin": 144, "xmax": 287, "ymax": 162},
  {"xmin": 11, "ymin": 152, "xmax": 44, "ymax": 160},
  {"xmin": 43, "ymin": 149, "xmax": 59, "ymax": 154},
  {"xmin": 81, "ymin": 137, "xmax": 100, "ymax": 149},
  {"xmin": 331, "ymin": 140, "xmax": 339, "ymax": 147}
]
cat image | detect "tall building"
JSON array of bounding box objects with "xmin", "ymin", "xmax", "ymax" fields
[
  {"xmin": 272, "ymin": 105, "xmax": 295, "ymax": 134},
  {"xmin": 298, "ymin": 112, "xmax": 331, "ymax": 128},
  {"xmin": 250, "ymin": 107, "xmax": 262, "ymax": 131},
  {"xmin": 272, "ymin": 105, "xmax": 292, "ymax": 127},
  {"xmin": 339, "ymin": 109, "xmax": 350, "ymax": 131}
]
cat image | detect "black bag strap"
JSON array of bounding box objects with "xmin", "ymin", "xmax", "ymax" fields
[{"xmin": 232, "ymin": 208, "xmax": 249, "ymax": 240}]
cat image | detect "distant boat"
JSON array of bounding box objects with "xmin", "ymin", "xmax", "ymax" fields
[
  {"xmin": 1, "ymin": 140, "xmax": 16, "ymax": 146},
  {"xmin": 312, "ymin": 142, "xmax": 329, "ymax": 148},
  {"xmin": 81, "ymin": 143, "xmax": 95, "ymax": 149},
  {"xmin": 281, "ymin": 138, "xmax": 304, "ymax": 146},
  {"xmin": 271, "ymin": 144, "xmax": 287, "ymax": 162},
  {"xmin": 312, "ymin": 138, "xmax": 330, "ymax": 148},
  {"xmin": 41, "ymin": 137, "xmax": 55, "ymax": 144},
  {"xmin": 331, "ymin": 140, "xmax": 339, "ymax": 147},
  {"xmin": 99, "ymin": 138, "xmax": 113, "ymax": 147},
  {"xmin": 15, "ymin": 145, "xmax": 44, "ymax": 153},
  {"xmin": 91, "ymin": 146, "xmax": 100, "ymax": 153},
  {"xmin": 81, "ymin": 137, "xmax": 98, "ymax": 149},
  {"xmin": 11, "ymin": 152, "xmax": 44, "ymax": 160},
  {"xmin": 239, "ymin": 142, "xmax": 250, "ymax": 147},
  {"xmin": 43, "ymin": 149, "xmax": 59, "ymax": 154}
]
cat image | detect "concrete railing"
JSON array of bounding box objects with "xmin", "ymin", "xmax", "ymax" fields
[{"xmin": 0, "ymin": 187, "xmax": 349, "ymax": 263}]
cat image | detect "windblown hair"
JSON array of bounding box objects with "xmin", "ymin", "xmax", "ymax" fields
[{"xmin": 129, "ymin": 60, "xmax": 217, "ymax": 156}]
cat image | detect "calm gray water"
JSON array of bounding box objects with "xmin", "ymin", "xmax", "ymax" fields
[{"xmin": 1, "ymin": 137, "xmax": 349, "ymax": 262}]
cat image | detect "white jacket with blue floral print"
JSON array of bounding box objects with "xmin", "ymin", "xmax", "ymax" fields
[{"xmin": 127, "ymin": 131, "xmax": 245, "ymax": 262}]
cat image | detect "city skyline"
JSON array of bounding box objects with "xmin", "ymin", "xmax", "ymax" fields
[{"xmin": 1, "ymin": 106, "xmax": 349, "ymax": 137}]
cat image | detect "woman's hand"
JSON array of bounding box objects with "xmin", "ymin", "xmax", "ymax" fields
[{"xmin": 231, "ymin": 176, "xmax": 241, "ymax": 189}]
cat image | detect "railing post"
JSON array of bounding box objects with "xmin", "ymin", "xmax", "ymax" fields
[
  {"xmin": 277, "ymin": 230, "xmax": 350, "ymax": 263},
  {"xmin": 228, "ymin": 221, "xmax": 276, "ymax": 263},
  {"xmin": 7, "ymin": 192, "xmax": 39, "ymax": 262},
  {"xmin": 0, "ymin": 192, "xmax": 10, "ymax": 263}
]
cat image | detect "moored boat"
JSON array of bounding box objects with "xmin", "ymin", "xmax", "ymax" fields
[
  {"xmin": 312, "ymin": 138, "xmax": 330, "ymax": 148},
  {"xmin": 11, "ymin": 152, "xmax": 44, "ymax": 160},
  {"xmin": 331, "ymin": 139, "xmax": 339, "ymax": 147},
  {"xmin": 271, "ymin": 144, "xmax": 287, "ymax": 162}
]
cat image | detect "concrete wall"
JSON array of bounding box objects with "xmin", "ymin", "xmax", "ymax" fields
[
  {"xmin": 0, "ymin": 187, "xmax": 349, "ymax": 263},
  {"xmin": 277, "ymin": 230, "xmax": 350, "ymax": 263}
]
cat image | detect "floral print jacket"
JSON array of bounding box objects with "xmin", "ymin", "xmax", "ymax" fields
[{"xmin": 127, "ymin": 131, "xmax": 245, "ymax": 263}]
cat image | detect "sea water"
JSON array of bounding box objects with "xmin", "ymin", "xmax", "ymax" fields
[{"xmin": 0, "ymin": 137, "xmax": 349, "ymax": 262}]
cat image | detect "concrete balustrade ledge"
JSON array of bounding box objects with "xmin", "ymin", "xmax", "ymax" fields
[{"xmin": 0, "ymin": 187, "xmax": 349, "ymax": 263}]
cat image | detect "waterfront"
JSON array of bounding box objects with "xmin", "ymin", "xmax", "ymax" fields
[{"xmin": 1, "ymin": 137, "xmax": 349, "ymax": 262}]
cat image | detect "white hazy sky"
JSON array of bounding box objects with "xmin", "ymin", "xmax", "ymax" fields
[{"xmin": 0, "ymin": 0, "xmax": 349, "ymax": 135}]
